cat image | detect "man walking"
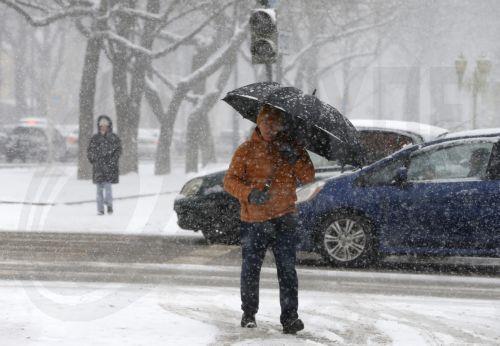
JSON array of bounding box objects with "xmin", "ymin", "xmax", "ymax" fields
[
  {"xmin": 224, "ymin": 104, "xmax": 315, "ymax": 334},
  {"xmin": 87, "ymin": 115, "xmax": 122, "ymax": 215}
]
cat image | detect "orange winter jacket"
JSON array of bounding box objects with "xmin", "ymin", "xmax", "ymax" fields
[{"xmin": 224, "ymin": 129, "xmax": 315, "ymax": 223}]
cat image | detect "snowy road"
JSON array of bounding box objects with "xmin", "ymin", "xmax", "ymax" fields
[
  {"xmin": 2, "ymin": 273, "xmax": 499, "ymax": 345},
  {"xmin": 0, "ymin": 233, "xmax": 499, "ymax": 345}
]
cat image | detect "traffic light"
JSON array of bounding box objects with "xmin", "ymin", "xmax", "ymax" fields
[{"xmin": 249, "ymin": 8, "xmax": 278, "ymax": 64}]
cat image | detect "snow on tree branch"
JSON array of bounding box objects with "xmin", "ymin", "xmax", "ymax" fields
[
  {"xmin": 285, "ymin": 17, "xmax": 396, "ymax": 75},
  {"xmin": 0, "ymin": 0, "xmax": 95, "ymax": 26},
  {"xmin": 150, "ymin": 67, "xmax": 200, "ymax": 105},
  {"xmin": 177, "ymin": 23, "xmax": 248, "ymax": 88},
  {"xmin": 152, "ymin": 1, "xmax": 234, "ymax": 59}
]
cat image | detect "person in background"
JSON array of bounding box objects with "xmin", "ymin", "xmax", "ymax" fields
[
  {"xmin": 224, "ymin": 104, "xmax": 315, "ymax": 335},
  {"xmin": 87, "ymin": 115, "xmax": 122, "ymax": 215}
]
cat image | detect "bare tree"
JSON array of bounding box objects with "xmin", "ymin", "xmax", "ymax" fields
[
  {"xmin": 77, "ymin": 0, "xmax": 108, "ymax": 179},
  {"xmin": 278, "ymin": 0, "xmax": 398, "ymax": 100}
]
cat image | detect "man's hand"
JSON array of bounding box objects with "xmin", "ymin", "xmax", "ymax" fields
[
  {"xmin": 248, "ymin": 188, "xmax": 270, "ymax": 205},
  {"xmin": 278, "ymin": 142, "xmax": 300, "ymax": 165}
]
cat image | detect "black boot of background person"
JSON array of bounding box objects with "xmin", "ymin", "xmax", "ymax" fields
[
  {"xmin": 107, "ymin": 206, "xmax": 113, "ymax": 214},
  {"xmin": 241, "ymin": 313, "xmax": 256, "ymax": 328},
  {"xmin": 283, "ymin": 318, "xmax": 304, "ymax": 334}
]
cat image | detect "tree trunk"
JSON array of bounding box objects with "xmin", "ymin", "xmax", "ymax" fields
[
  {"xmin": 121, "ymin": 0, "xmax": 159, "ymax": 174},
  {"xmin": 185, "ymin": 111, "xmax": 200, "ymax": 173},
  {"xmin": 77, "ymin": 1, "xmax": 107, "ymax": 180},
  {"xmin": 14, "ymin": 22, "xmax": 28, "ymax": 118},
  {"xmin": 199, "ymin": 112, "xmax": 216, "ymax": 166},
  {"xmin": 112, "ymin": 0, "xmax": 158, "ymax": 174},
  {"xmin": 155, "ymin": 84, "xmax": 188, "ymax": 175},
  {"xmin": 77, "ymin": 35, "xmax": 103, "ymax": 179},
  {"xmin": 184, "ymin": 12, "xmax": 233, "ymax": 173},
  {"xmin": 186, "ymin": 61, "xmax": 234, "ymax": 173},
  {"xmin": 185, "ymin": 47, "xmax": 207, "ymax": 173},
  {"xmin": 112, "ymin": 55, "xmax": 136, "ymax": 173},
  {"xmin": 111, "ymin": 0, "xmax": 136, "ymax": 174}
]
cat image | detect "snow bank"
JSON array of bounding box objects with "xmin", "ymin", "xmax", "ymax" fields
[
  {"xmin": 2, "ymin": 280, "xmax": 497, "ymax": 345},
  {"xmin": 0, "ymin": 163, "xmax": 226, "ymax": 235}
]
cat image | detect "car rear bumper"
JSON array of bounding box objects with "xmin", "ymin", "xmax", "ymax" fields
[{"xmin": 174, "ymin": 194, "xmax": 240, "ymax": 232}]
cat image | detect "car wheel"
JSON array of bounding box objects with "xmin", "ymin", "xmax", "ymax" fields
[{"xmin": 315, "ymin": 212, "xmax": 378, "ymax": 267}]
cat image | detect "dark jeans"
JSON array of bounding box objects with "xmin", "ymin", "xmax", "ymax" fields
[{"xmin": 240, "ymin": 213, "xmax": 299, "ymax": 326}]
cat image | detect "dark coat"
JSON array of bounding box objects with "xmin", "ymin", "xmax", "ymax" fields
[{"xmin": 87, "ymin": 115, "xmax": 122, "ymax": 184}]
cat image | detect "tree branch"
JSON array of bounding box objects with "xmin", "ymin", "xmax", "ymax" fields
[
  {"xmin": 0, "ymin": 0, "xmax": 95, "ymax": 26},
  {"xmin": 284, "ymin": 17, "xmax": 396, "ymax": 74},
  {"xmin": 151, "ymin": 1, "xmax": 233, "ymax": 59}
]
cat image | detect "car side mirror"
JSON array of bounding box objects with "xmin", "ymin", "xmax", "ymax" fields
[{"xmin": 392, "ymin": 167, "xmax": 409, "ymax": 187}]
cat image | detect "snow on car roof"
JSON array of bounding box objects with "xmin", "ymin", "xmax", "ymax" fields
[
  {"xmin": 350, "ymin": 119, "xmax": 448, "ymax": 141},
  {"xmin": 443, "ymin": 128, "xmax": 500, "ymax": 139}
]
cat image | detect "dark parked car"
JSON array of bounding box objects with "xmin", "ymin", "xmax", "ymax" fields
[
  {"xmin": 174, "ymin": 120, "xmax": 448, "ymax": 244},
  {"xmin": 5, "ymin": 119, "xmax": 67, "ymax": 162}
]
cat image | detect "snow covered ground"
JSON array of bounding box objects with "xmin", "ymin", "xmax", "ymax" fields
[
  {"xmin": 0, "ymin": 163, "xmax": 224, "ymax": 235},
  {"xmin": 2, "ymin": 278, "xmax": 499, "ymax": 345}
]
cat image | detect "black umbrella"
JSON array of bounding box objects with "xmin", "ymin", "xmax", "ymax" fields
[
  {"xmin": 223, "ymin": 82, "xmax": 365, "ymax": 167},
  {"xmin": 264, "ymin": 86, "xmax": 365, "ymax": 166},
  {"xmin": 222, "ymin": 82, "xmax": 281, "ymax": 122}
]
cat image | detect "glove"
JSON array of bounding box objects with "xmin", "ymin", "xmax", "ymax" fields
[
  {"xmin": 279, "ymin": 143, "xmax": 299, "ymax": 164},
  {"xmin": 248, "ymin": 188, "xmax": 270, "ymax": 205}
]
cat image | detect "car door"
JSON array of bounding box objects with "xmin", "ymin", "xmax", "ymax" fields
[
  {"xmin": 481, "ymin": 140, "xmax": 500, "ymax": 251},
  {"xmin": 385, "ymin": 139, "xmax": 498, "ymax": 253}
]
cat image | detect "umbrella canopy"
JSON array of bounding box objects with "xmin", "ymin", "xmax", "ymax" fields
[
  {"xmin": 223, "ymin": 82, "xmax": 365, "ymax": 167},
  {"xmin": 222, "ymin": 82, "xmax": 281, "ymax": 122}
]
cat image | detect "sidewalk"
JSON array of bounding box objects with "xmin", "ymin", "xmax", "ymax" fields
[{"xmin": 0, "ymin": 162, "xmax": 225, "ymax": 236}]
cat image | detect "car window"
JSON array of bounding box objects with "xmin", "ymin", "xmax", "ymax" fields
[
  {"xmin": 361, "ymin": 158, "xmax": 407, "ymax": 186},
  {"xmin": 359, "ymin": 131, "xmax": 414, "ymax": 164},
  {"xmin": 407, "ymin": 141, "xmax": 494, "ymax": 182},
  {"xmin": 13, "ymin": 127, "xmax": 47, "ymax": 140}
]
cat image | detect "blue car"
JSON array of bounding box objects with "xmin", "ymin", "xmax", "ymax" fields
[{"xmin": 296, "ymin": 131, "xmax": 500, "ymax": 266}]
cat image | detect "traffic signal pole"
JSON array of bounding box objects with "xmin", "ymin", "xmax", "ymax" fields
[
  {"xmin": 265, "ymin": 64, "xmax": 273, "ymax": 82},
  {"xmin": 260, "ymin": 0, "xmax": 272, "ymax": 82}
]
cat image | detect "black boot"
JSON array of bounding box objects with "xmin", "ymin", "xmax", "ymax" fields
[
  {"xmin": 107, "ymin": 206, "xmax": 113, "ymax": 214},
  {"xmin": 283, "ymin": 318, "xmax": 304, "ymax": 334},
  {"xmin": 241, "ymin": 313, "xmax": 256, "ymax": 328}
]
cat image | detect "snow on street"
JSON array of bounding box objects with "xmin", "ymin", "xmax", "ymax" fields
[
  {"xmin": 0, "ymin": 163, "xmax": 223, "ymax": 235},
  {"xmin": 2, "ymin": 274, "xmax": 499, "ymax": 346}
]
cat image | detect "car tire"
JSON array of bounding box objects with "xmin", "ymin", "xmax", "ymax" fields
[{"xmin": 315, "ymin": 212, "xmax": 378, "ymax": 267}]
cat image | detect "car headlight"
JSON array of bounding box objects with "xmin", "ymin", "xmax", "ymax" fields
[
  {"xmin": 180, "ymin": 178, "xmax": 203, "ymax": 197},
  {"xmin": 296, "ymin": 180, "xmax": 326, "ymax": 204}
]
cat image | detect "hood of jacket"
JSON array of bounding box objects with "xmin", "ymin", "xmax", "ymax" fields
[{"xmin": 96, "ymin": 115, "xmax": 113, "ymax": 133}]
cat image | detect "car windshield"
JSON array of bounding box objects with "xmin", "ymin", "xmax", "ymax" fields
[{"xmin": 12, "ymin": 127, "xmax": 47, "ymax": 140}]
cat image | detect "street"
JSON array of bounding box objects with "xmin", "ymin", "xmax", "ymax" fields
[{"xmin": 0, "ymin": 231, "xmax": 499, "ymax": 345}]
